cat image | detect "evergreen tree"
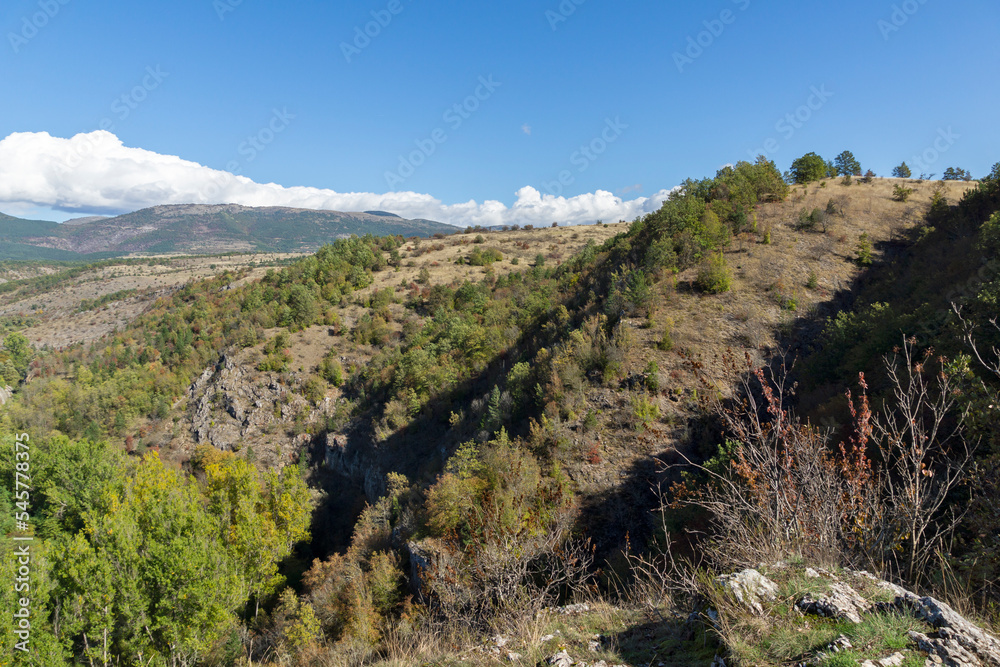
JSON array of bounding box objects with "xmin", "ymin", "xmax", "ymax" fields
[
  {"xmin": 834, "ymin": 150, "xmax": 862, "ymax": 177},
  {"xmin": 892, "ymin": 162, "xmax": 912, "ymax": 178}
]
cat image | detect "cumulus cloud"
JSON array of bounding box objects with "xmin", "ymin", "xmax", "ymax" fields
[{"xmin": 0, "ymin": 131, "xmax": 671, "ymax": 226}]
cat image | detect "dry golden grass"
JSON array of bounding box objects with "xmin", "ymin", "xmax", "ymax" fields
[
  {"xmin": 369, "ymin": 222, "xmax": 623, "ymax": 294},
  {"xmin": 553, "ymin": 177, "xmax": 980, "ymax": 504},
  {"xmin": 624, "ymin": 177, "xmax": 977, "ymax": 383}
]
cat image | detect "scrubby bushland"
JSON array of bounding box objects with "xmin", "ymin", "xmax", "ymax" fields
[
  {"xmin": 695, "ymin": 253, "xmax": 732, "ymax": 294},
  {"xmin": 7, "ymin": 156, "xmax": 999, "ymax": 664},
  {"xmin": 0, "ymin": 331, "xmax": 33, "ymax": 385},
  {"xmin": 0, "ymin": 155, "xmax": 796, "ymax": 663},
  {"xmin": 4, "ymin": 235, "xmax": 399, "ymax": 440},
  {"xmin": 672, "ymin": 343, "xmax": 971, "ymax": 586},
  {"xmin": 799, "ymin": 163, "xmax": 1000, "ymax": 605}
]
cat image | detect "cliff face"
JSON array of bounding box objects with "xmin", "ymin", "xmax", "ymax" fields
[
  {"xmin": 322, "ymin": 432, "xmax": 387, "ymax": 503},
  {"xmin": 184, "ymin": 348, "xmax": 317, "ymax": 470}
]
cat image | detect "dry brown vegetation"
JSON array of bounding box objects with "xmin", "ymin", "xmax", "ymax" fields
[{"xmin": 0, "ymin": 253, "xmax": 307, "ymax": 348}]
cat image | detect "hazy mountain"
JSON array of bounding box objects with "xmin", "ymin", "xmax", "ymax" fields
[
  {"xmin": 61, "ymin": 215, "xmax": 110, "ymax": 226},
  {"xmin": 0, "ymin": 204, "xmax": 456, "ymax": 259}
]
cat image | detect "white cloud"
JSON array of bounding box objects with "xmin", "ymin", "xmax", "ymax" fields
[
  {"xmin": 521, "ymin": 124, "xmax": 532, "ymax": 135},
  {"xmin": 0, "ymin": 131, "xmax": 671, "ymax": 226}
]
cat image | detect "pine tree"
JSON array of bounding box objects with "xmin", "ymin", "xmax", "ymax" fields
[{"xmin": 834, "ymin": 150, "xmax": 862, "ymax": 177}]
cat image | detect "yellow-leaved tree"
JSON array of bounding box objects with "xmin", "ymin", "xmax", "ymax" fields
[
  {"xmin": 204, "ymin": 454, "xmax": 311, "ymax": 618},
  {"xmin": 52, "ymin": 451, "xmax": 244, "ymax": 666}
]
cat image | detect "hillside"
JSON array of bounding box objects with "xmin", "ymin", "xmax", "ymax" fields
[
  {"xmin": 1, "ymin": 164, "xmax": 999, "ymax": 666},
  {"xmin": 0, "ymin": 203, "xmax": 456, "ymax": 259},
  {"xmin": 0, "ymin": 252, "xmax": 308, "ymax": 349}
]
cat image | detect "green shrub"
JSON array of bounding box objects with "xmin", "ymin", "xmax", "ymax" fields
[
  {"xmin": 302, "ymin": 377, "xmax": 327, "ymax": 404},
  {"xmin": 264, "ymin": 331, "xmax": 290, "ymax": 355},
  {"xmin": 807, "ymin": 270, "xmax": 819, "ymax": 289},
  {"xmin": 320, "ymin": 356, "xmax": 344, "ymax": 386},
  {"xmin": 367, "ymin": 551, "xmax": 404, "ymax": 615},
  {"xmin": 892, "ymin": 184, "xmax": 914, "ymax": 202},
  {"xmin": 644, "ymin": 360, "xmax": 660, "ymax": 392},
  {"xmin": 352, "ymin": 314, "xmax": 391, "ymax": 345},
  {"xmin": 977, "ymin": 210, "xmax": 1000, "ymax": 253},
  {"xmin": 855, "ymin": 232, "xmax": 874, "ymax": 266},
  {"xmin": 630, "ymin": 394, "xmax": 660, "ymax": 430},
  {"xmin": 657, "ymin": 321, "xmax": 675, "ymax": 351},
  {"xmin": 796, "ymin": 208, "xmax": 828, "ymax": 232},
  {"xmin": 696, "ymin": 253, "xmax": 733, "ymax": 294},
  {"xmin": 468, "ymin": 246, "xmax": 503, "ymax": 266}
]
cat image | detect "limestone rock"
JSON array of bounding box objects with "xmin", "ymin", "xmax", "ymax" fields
[
  {"xmin": 909, "ymin": 630, "xmax": 983, "ymax": 666},
  {"xmin": 716, "ymin": 569, "xmax": 779, "ymax": 614},
  {"xmin": 551, "ymin": 603, "xmax": 591, "ymax": 615},
  {"xmin": 860, "ymin": 652, "xmax": 905, "ymax": 667},
  {"xmin": 797, "ymin": 582, "xmax": 869, "ymax": 624},
  {"xmin": 548, "ymin": 649, "xmax": 573, "ymax": 667},
  {"xmin": 900, "ymin": 596, "xmax": 1000, "ymax": 666},
  {"xmin": 187, "ymin": 349, "xmax": 311, "ymax": 469}
]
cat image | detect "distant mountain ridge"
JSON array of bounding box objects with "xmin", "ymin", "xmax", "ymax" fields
[{"xmin": 0, "ymin": 204, "xmax": 456, "ymax": 259}]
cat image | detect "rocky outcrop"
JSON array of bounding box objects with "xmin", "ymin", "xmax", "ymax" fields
[
  {"xmin": 899, "ymin": 596, "xmax": 1000, "ymax": 666},
  {"xmin": 544, "ymin": 650, "xmax": 626, "ymax": 667},
  {"xmin": 0, "ymin": 385, "xmax": 12, "ymax": 406},
  {"xmin": 787, "ymin": 568, "xmax": 1000, "ymax": 667},
  {"xmin": 323, "ymin": 432, "xmax": 387, "ymax": 501},
  {"xmin": 715, "ymin": 569, "xmax": 779, "ymax": 614},
  {"xmin": 187, "ymin": 349, "xmax": 313, "ymax": 468},
  {"xmin": 796, "ymin": 581, "xmax": 870, "ymax": 624},
  {"xmin": 708, "ymin": 566, "xmax": 1000, "ymax": 667},
  {"xmin": 861, "ymin": 651, "xmax": 906, "ymax": 667}
]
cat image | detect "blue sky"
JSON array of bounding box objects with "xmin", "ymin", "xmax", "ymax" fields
[{"xmin": 2, "ymin": 0, "xmax": 999, "ymax": 226}]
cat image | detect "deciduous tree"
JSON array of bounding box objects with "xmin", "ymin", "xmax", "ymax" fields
[{"xmin": 789, "ymin": 152, "xmax": 828, "ymax": 184}]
